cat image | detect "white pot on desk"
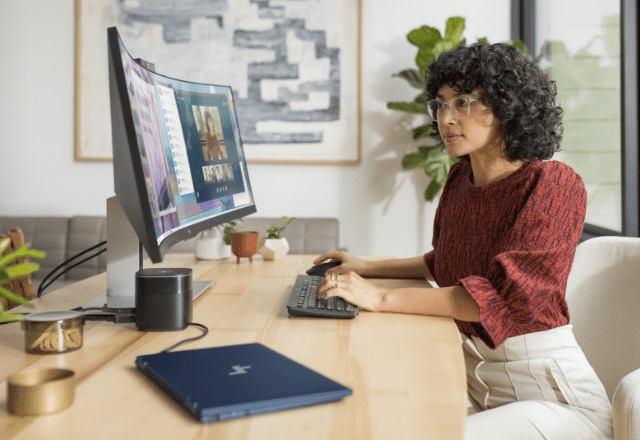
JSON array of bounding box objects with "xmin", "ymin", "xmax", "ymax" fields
[
  {"xmin": 195, "ymin": 229, "xmax": 231, "ymax": 260},
  {"xmin": 260, "ymin": 238, "xmax": 290, "ymax": 261}
]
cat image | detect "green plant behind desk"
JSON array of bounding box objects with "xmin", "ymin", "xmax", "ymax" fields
[
  {"xmin": 0, "ymin": 237, "xmax": 44, "ymax": 321},
  {"xmin": 387, "ymin": 16, "xmax": 525, "ymax": 200},
  {"xmin": 266, "ymin": 216, "xmax": 296, "ymax": 239},
  {"xmin": 218, "ymin": 220, "xmax": 242, "ymax": 246}
]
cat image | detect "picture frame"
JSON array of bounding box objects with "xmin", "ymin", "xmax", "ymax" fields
[{"xmin": 74, "ymin": 0, "xmax": 361, "ymax": 165}]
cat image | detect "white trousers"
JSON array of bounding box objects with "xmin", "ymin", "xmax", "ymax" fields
[{"xmin": 463, "ymin": 325, "xmax": 613, "ymax": 440}]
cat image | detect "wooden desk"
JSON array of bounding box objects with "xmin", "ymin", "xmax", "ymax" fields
[{"xmin": 0, "ymin": 255, "xmax": 466, "ymax": 439}]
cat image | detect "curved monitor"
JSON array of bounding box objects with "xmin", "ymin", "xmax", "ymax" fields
[{"xmin": 107, "ymin": 26, "xmax": 257, "ymax": 264}]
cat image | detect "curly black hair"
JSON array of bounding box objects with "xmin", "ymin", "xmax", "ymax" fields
[{"xmin": 426, "ymin": 42, "xmax": 563, "ymax": 160}]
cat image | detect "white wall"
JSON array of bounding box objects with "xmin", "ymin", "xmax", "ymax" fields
[{"xmin": 0, "ymin": 0, "xmax": 510, "ymax": 258}]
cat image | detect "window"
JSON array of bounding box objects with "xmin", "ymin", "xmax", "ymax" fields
[{"xmin": 512, "ymin": 0, "xmax": 639, "ymax": 238}]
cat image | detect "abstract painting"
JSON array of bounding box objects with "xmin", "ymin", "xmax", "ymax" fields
[{"xmin": 75, "ymin": 0, "xmax": 361, "ymax": 164}]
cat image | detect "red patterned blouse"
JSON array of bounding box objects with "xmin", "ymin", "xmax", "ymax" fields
[{"xmin": 423, "ymin": 159, "xmax": 586, "ymax": 349}]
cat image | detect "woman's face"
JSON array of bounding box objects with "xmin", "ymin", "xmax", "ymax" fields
[{"xmin": 435, "ymin": 85, "xmax": 504, "ymax": 160}]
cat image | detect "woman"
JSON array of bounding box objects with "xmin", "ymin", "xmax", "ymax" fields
[
  {"xmin": 315, "ymin": 43, "xmax": 612, "ymax": 439},
  {"xmin": 203, "ymin": 111, "xmax": 221, "ymax": 161}
]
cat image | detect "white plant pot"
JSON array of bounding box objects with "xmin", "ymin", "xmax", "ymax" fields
[
  {"xmin": 195, "ymin": 229, "xmax": 232, "ymax": 260},
  {"xmin": 259, "ymin": 238, "xmax": 290, "ymax": 261}
]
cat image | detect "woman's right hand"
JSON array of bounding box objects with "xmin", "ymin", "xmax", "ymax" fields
[{"xmin": 312, "ymin": 251, "xmax": 370, "ymax": 277}]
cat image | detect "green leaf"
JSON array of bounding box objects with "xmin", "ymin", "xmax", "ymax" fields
[
  {"xmin": 408, "ymin": 25, "xmax": 445, "ymax": 72},
  {"xmin": 6, "ymin": 262, "xmax": 40, "ymax": 278},
  {"xmin": 424, "ymin": 179, "xmax": 444, "ymax": 201},
  {"xmin": 415, "ymin": 49, "xmax": 436, "ymax": 74},
  {"xmin": 511, "ymin": 39, "xmax": 527, "ymax": 52},
  {"xmin": 412, "ymin": 124, "xmax": 434, "ymax": 140},
  {"xmin": 401, "ymin": 151, "xmax": 425, "ymax": 169},
  {"xmin": 443, "ymin": 16, "xmax": 465, "ymax": 44},
  {"xmin": 0, "ymin": 285, "xmax": 32, "ymax": 307},
  {"xmin": 0, "ymin": 244, "xmax": 45, "ymax": 267},
  {"xmin": 387, "ymin": 101, "xmax": 427, "ymax": 115},
  {"xmin": 432, "ymin": 39, "xmax": 459, "ymax": 59},
  {"xmin": 0, "ymin": 306, "xmax": 25, "ymax": 322},
  {"xmin": 407, "ymin": 25, "xmax": 442, "ymax": 48},
  {"xmin": 391, "ymin": 68, "xmax": 425, "ymax": 89}
]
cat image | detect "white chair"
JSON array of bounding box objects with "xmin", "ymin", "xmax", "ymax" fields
[
  {"xmin": 613, "ymin": 368, "xmax": 640, "ymax": 440},
  {"xmin": 565, "ymin": 236, "xmax": 640, "ymax": 440}
]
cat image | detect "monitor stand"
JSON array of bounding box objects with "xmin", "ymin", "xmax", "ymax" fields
[{"xmin": 85, "ymin": 196, "xmax": 211, "ymax": 309}]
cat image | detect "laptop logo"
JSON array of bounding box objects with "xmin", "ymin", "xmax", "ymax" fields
[{"xmin": 229, "ymin": 365, "xmax": 251, "ymax": 375}]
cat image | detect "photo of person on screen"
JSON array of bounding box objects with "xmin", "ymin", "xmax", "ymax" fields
[{"xmin": 204, "ymin": 110, "xmax": 221, "ymax": 160}]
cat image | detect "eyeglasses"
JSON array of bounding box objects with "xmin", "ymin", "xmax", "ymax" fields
[{"xmin": 427, "ymin": 97, "xmax": 483, "ymax": 121}]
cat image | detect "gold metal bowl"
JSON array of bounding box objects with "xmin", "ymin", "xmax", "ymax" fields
[{"xmin": 8, "ymin": 368, "xmax": 75, "ymax": 416}]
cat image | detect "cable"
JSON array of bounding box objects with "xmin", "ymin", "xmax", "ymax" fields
[
  {"xmin": 37, "ymin": 241, "xmax": 106, "ymax": 297},
  {"xmin": 37, "ymin": 241, "xmax": 106, "ymax": 296},
  {"xmin": 161, "ymin": 322, "xmax": 209, "ymax": 353},
  {"xmin": 72, "ymin": 306, "xmax": 136, "ymax": 324},
  {"xmin": 38, "ymin": 248, "xmax": 106, "ymax": 297}
]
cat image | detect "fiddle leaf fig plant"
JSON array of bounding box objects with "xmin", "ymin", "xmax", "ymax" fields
[
  {"xmin": 388, "ymin": 16, "xmax": 524, "ymax": 201},
  {"xmin": 387, "ymin": 16, "xmax": 466, "ymax": 201},
  {"xmin": 0, "ymin": 237, "xmax": 45, "ymax": 322}
]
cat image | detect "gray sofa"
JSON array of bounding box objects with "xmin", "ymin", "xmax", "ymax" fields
[{"xmin": 0, "ymin": 216, "xmax": 340, "ymax": 293}]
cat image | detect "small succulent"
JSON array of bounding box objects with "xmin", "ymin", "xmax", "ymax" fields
[{"xmin": 266, "ymin": 216, "xmax": 296, "ymax": 239}]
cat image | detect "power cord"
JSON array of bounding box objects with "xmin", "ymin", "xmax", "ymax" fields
[
  {"xmin": 160, "ymin": 322, "xmax": 209, "ymax": 352},
  {"xmin": 37, "ymin": 241, "xmax": 107, "ymax": 297}
]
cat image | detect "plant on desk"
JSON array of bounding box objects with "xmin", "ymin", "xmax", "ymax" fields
[
  {"xmin": 195, "ymin": 220, "xmax": 241, "ymax": 260},
  {"xmin": 0, "ymin": 236, "xmax": 44, "ymax": 322},
  {"xmin": 260, "ymin": 216, "xmax": 296, "ymax": 261}
]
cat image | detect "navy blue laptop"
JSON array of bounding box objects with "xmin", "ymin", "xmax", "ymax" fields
[{"xmin": 135, "ymin": 343, "xmax": 352, "ymax": 423}]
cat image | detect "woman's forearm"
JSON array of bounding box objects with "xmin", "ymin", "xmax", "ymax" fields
[
  {"xmin": 361, "ymin": 256, "xmax": 434, "ymax": 281},
  {"xmin": 377, "ymin": 285, "xmax": 480, "ymax": 322}
]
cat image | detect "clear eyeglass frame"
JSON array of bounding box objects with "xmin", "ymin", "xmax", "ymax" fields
[{"xmin": 427, "ymin": 97, "xmax": 482, "ymax": 121}]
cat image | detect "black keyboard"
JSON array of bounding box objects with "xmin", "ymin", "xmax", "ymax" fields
[{"xmin": 286, "ymin": 275, "xmax": 358, "ymax": 319}]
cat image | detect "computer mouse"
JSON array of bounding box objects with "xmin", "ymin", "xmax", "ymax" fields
[{"xmin": 305, "ymin": 261, "xmax": 341, "ymax": 277}]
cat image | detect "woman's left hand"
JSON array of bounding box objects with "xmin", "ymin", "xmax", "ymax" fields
[{"xmin": 317, "ymin": 271, "xmax": 386, "ymax": 312}]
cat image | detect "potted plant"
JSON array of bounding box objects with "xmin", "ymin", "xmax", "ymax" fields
[
  {"xmin": 1, "ymin": 235, "xmax": 44, "ymax": 322},
  {"xmin": 260, "ymin": 216, "xmax": 295, "ymax": 261},
  {"xmin": 387, "ymin": 16, "xmax": 524, "ymax": 200},
  {"xmin": 195, "ymin": 220, "xmax": 240, "ymax": 260}
]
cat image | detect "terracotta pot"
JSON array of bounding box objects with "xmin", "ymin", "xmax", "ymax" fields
[{"xmin": 230, "ymin": 231, "xmax": 259, "ymax": 263}]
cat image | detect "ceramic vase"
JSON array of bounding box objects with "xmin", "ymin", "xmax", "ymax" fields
[
  {"xmin": 259, "ymin": 238, "xmax": 290, "ymax": 261},
  {"xmin": 195, "ymin": 228, "xmax": 231, "ymax": 260}
]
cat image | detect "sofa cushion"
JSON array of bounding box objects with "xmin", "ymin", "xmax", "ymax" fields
[
  {"xmin": 0, "ymin": 215, "xmax": 341, "ymax": 295},
  {"xmin": 0, "ymin": 217, "xmax": 69, "ymax": 285}
]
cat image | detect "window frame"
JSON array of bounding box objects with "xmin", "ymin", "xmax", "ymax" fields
[{"xmin": 511, "ymin": 0, "xmax": 639, "ymax": 238}]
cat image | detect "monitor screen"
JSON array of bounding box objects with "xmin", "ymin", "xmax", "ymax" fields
[{"xmin": 107, "ymin": 26, "xmax": 257, "ymax": 264}]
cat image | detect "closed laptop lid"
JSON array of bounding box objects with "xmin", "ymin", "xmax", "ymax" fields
[{"xmin": 135, "ymin": 343, "xmax": 352, "ymax": 423}]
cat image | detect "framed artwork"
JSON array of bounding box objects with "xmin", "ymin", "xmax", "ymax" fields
[{"xmin": 74, "ymin": 0, "xmax": 361, "ymax": 164}]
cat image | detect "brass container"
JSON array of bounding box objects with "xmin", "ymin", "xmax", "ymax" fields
[{"xmin": 8, "ymin": 368, "xmax": 75, "ymax": 416}]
